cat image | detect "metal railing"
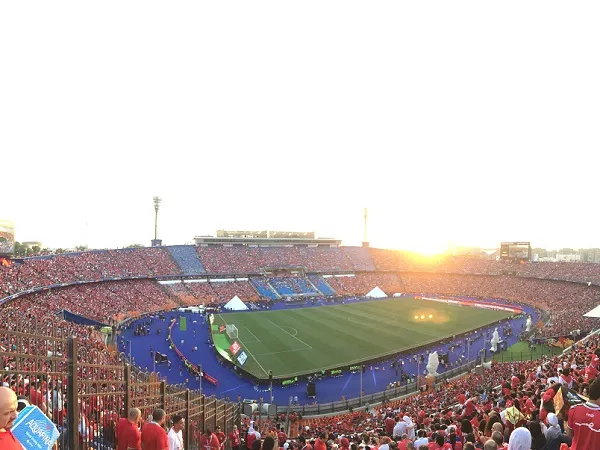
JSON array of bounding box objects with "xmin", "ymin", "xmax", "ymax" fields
[{"xmin": 0, "ymin": 319, "xmax": 240, "ymax": 450}]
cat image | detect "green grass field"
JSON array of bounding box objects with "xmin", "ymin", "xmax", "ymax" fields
[
  {"xmin": 212, "ymin": 297, "xmax": 513, "ymax": 379},
  {"xmin": 492, "ymin": 341, "xmax": 564, "ymax": 362}
]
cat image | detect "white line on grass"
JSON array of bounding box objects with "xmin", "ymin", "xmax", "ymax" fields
[
  {"xmin": 245, "ymin": 327, "xmax": 261, "ymax": 343},
  {"xmin": 218, "ymin": 314, "xmax": 269, "ymax": 377},
  {"xmin": 266, "ymin": 319, "xmax": 312, "ymax": 349},
  {"xmin": 254, "ymin": 348, "xmax": 311, "ymax": 356}
]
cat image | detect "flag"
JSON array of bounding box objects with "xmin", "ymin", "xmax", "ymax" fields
[{"xmin": 553, "ymin": 387, "xmax": 564, "ymax": 413}]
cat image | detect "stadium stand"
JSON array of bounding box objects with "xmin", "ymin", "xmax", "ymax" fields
[
  {"xmin": 268, "ymin": 276, "xmax": 319, "ymax": 296},
  {"xmin": 326, "ymin": 273, "xmax": 405, "ymax": 296},
  {"xmin": 308, "ymin": 274, "xmax": 337, "ymax": 296},
  {"xmin": 167, "ymin": 245, "xmax": 207, "ymax": 275},
  {"xmin": 3, "ymin": 245, "xmax": 600, "ymax": 449},
  {"xmin": 250, "ymin": 277, "xmax": 280, "ymax": 299}
]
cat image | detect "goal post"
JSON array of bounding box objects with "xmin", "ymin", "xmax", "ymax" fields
[{"xmin": 226, "ymin": 324, "xmax": 238, "ymax": 339}]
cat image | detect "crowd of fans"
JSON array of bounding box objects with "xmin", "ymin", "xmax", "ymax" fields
[
  {"xmin": 195, "ymin": 246, "xmax": 375, "ymax": 274},
  {"xmin": 164, "ymin": 280, "xmax": 261, "ymax": 305},
  {"xmin": 1, "ymin": 279, "xmax": 177, "ymax": 324},
  {"xmin": 400, "ymin": 274, "xmax": 600, "ymax": 338},
  {"xmin": 0, "ymin": 247, "xmax": 181, "ymax": 297},
  {"xmin": 244, "ymin": 334, "xmax": 600, "ymax": 450},
  {"xmin": 327, "ymin": 274, "xmax": 405, "ymax": 297}
]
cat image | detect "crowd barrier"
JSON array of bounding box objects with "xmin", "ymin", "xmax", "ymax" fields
[{"xmin": 0, "ymin": 319, "xmax": 241, "ymax": 450}]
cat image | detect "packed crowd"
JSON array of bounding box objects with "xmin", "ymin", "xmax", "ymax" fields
[
  {"xmin": 0, "ymin": 247, "xmax": 181, "ymax": 297},
  {"xmin": 370, "ymin": 250, "xmax": 600, "ymax": 286},
  {"xmin": 195, "ymin": 246, "xmax": 376, "ymax": 274},
  {"xmin": 163, "ymin": 280, "xmax": 261, "ymax": 305},
  {"xmin": 243, "ymin": 334, "xmax": 600, "ymax": 450},
  {"xmin": 400, "ymin": 274, "xmax": 600, "ymax": 338},
  {"xmin": 327, "ymin": 274, "xmax": 405, "ymax": 297}
]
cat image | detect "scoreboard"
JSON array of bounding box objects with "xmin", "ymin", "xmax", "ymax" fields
[{"xmin": 500, "ymin": 242, "xmax": 531, "ymax": 262}]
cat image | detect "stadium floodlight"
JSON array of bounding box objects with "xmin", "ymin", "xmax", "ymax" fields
[{"xmin": 153, "ymin": 196, "xmax": 162, "ymax": 240}]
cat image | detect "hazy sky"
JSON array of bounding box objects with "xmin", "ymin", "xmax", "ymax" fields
[{"xmin": 2, "ymin": 2, "xmax": 599, "ymax": 253}]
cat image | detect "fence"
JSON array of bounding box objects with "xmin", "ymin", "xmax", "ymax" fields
[{"xmin": 0, "ymin": 319, "xmax": 240, "ymax": 450}]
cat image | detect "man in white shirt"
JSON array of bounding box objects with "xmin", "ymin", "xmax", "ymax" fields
[
  {"xmin": 413, "ymin": 430, "xmax": 428, "ymax": 449},
  {"xmin": 168, "ymin": 414, "xmax": 185, "ymax": 450},
  {"xmin": 392, "ymin": 416, "xmax": 407, "ymax": 439}
]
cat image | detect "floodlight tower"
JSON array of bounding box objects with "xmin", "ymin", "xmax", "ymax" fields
[
  {"xmin": 153, "ymin": 196, "xmax": 162, "ymax": 240},
  {"xmin": 362, "ymin": 207, "xmax": 369, "ymax": 248}
]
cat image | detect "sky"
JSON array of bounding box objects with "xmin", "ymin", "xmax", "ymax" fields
[{"xmin": 1, "ymin": 2, "xmax": 599, "ymax": 254}]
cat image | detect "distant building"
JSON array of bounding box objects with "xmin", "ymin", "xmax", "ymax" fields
[{"xmin": 196, "ymin": 230, "xmax": 339, "ymax": 247}]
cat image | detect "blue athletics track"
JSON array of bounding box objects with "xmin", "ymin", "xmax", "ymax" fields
[{"xmin": 118, "ymin": 296, "xmax": 538, "ymax": 405}]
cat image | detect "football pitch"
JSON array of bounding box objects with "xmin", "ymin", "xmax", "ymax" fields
[{"xmin": 212, "ymin": 297, "xmax": 513, "ymax": 379}]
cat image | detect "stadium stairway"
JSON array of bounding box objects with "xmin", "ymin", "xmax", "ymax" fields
[
  {"xmin": 250, "ymin": 278, "xmax": 281, "ymax": 300},
  {"xmin": 308, "ymin": 275, "xmax": 336, "ymax": 296},
  {"xmin": 167, "ymin": 245, "xmax": 207, "ymax": 275}
]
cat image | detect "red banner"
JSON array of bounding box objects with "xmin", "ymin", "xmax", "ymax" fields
[
  {"xmin": 229, "ymin": 341, "xmax": 241, "ymax": 355},
  {"xmin": 203, "ymin": 373, "xmax": 218, "ymax": 386}
]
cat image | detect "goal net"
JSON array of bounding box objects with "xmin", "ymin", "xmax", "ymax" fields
[{"xmin": 226, "ymin": 324, "xmax": 238, "ymax": 339}]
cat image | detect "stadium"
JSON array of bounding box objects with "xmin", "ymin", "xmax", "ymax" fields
[{"xmin": 1, "ymin": 225, "xmax": 600, "ymax": 450}]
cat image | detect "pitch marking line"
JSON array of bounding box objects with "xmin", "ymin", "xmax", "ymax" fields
[
  {"xmin": 254, "ymin": 348, "xmax": 310, "ymax": 357},
  {"xmin": 266, "ymin": 319, "xmax": 312, "ymax": 350},
  {"xmin": 218, "ymin": 314, "xmax": 268, "ymax": 376},
  {"xmin": 245, "ymin": 327, "xmax": 261, "ymax": 342}
]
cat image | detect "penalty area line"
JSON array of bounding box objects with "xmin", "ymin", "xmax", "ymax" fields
[{"xmin": 266, "ymin": 319, "xmax": 312, "ymax": 350}]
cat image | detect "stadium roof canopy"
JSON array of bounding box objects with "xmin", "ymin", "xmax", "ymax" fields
[{"xmin": 584, "ymin": 304, "xmax": 600, "ymax": 318}]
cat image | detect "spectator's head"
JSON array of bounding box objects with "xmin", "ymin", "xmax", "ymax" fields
[
  {"xmin": 435, "ymin": 435, "xmax": 444, "ymax": 447},
  {"xmin": 508, "ymin": 427, "xmax": 531, "ymax": 450},
  {"xmin": 463, "ymin": 443, "xmax": 475, "ymax": 450},
  {"xmin": 492, "ymin": 431, "xmax": 503, "ymax": 446},
  {"xmin": 263, "ymin": 436, "xmax": 276, "ymax": 450},
  {"xmin": 16, "ymin": 396, "xmax": 29, "ymax": 412},
  {"xmin": 590, "ymin": 378, "xmax": 600, "ymax": 403},
  {"xmin": 128, "ymin": 407, "xmax": 141, "ymax": 424},
  {"xmin": 153, "ymin": 408, "xmax": 166, "ymax": 425},
  {"xmin": 527, "ymin": 420, "xmax": 543, "ymax": 439},
  {"xmin": 461, "ymin": 419, "xmax": 473, "ymax": 434},
  {"xmin": 252, "ymin": 439, "xmax": 262, "ymax": 450},
  {"xmin": 0, "ymin": 387, "xmax": 18, "ymax": 431},
  {"xmin": 483, "ymin": 440, "xmax": 498, "ymax": 450},
  {"xmin": 491, "ymin": 422, "xmax": 503, "ymax": 434},
  {"xmin": 172, "ymin": 414, "xmax": 184, "ymax": 432}
]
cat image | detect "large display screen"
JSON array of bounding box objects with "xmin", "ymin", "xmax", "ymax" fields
[
  {"xmin": 0, "ymin": 221, "xmax": 15, "ymax": 256},
  {"xmin": 500, "ymin": 242, "xmax": 531, "ymax": 261}
]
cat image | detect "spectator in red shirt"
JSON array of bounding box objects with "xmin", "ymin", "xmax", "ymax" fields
[
  {"xmin": 567, "ymin": 377, "xmax": 600, "ymax": 450},
  {"xmin": 215, "ymin": 425, "xmax": 226, "ymax": 450},
  {"xmin": 0, "ymin": 387, "xmax": 20, "ymax": 450},
  {"xmin": 200, "ymin": 428, "xmax": 221, "ymax": 450},
  {"xmin": 314, "ymin": 432, "xmax": 327, "ymax": 450},
  {"xmin": 116, "ymin": 407, "xmax": 142, "ymax": 450},
  {"xmin": 229, "ymin": 424, "xmax": 241, "ymax": 450},
  {"xmin": 277, "ymin": 425, "xmax": 287, "ymax": 447},
  {"xmin": 384, "ymin": 414, "xmax": 395, "ymax": 436},
  {"xmin": 141, "ymin": 408, "xmax": 169, "ymax": 450}
]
